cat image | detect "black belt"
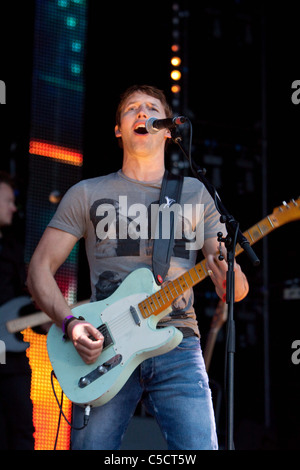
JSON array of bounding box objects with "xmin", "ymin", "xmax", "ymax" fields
[
  {"xmin": 177, "ymin": 327, "xmax": 196, "ymax": 338},
  {"xmin": 157, "ymin": 325, "xmax": 196, "ymax": 338}
]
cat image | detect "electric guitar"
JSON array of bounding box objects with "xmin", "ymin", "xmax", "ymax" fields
[
  {"xmin": 48, "ymin": 198, "xmax": 299, "ymax": 406},
  {"xmin": 0, "ymin": 297, "xmax": 39, "ymax": 352},
  {"xmin": 0, "ymin": 298, "xmax": 88, "ymax": 352}
]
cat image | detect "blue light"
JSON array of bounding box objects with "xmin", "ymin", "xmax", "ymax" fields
[
  {"xmin": 58, "ymin": 0, "xmax": 68, "ymax": 7},
  {"xmin": 72, "ymin": 40, "xmax": 82, "ymax": 52},
  {"xmin": 66, "ymin": 16, "xmax": 77, "ymax": 28},
  {"xmin": 71, "ymin": 63, "xmax": 81, "ymax": 74}
]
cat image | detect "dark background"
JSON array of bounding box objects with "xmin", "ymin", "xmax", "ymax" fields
[{"xmin": 1, "ymin": 0, "xmax": 299, "ymax": 450}]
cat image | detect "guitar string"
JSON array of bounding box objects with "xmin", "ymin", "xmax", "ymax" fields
[
  {"xmin": 96, "ymin": 221, "xmax": 270, "ymax": 331},
  {"xmin": 139, "ymin": 266, "xmax": 205, "ymax": 317},
  {"xmin": 8, "ymin": 214, "xmax": 292, "ymax": 336},
  {"xmin": 91, "ymin": 266, "xmax": 206, "ymax": 333},
  {"xmin": 97, "ymin": 215, "xmax": 291, "ymax": 333}
]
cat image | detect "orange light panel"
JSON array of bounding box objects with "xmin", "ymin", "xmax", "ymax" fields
[
  {"xmin": 29, "ymin": 140, "xmax": 83, "ymax": 167},
  {"xmin": 23, "ymin": 328, "xmax": 72, "ymax": 450}
]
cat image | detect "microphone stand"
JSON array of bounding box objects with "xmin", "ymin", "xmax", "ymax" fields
[{"xmin": 171, "ymin": 128, "xmax": 260, "ymax": 450}]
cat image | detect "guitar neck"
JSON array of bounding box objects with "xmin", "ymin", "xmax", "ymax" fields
[
  {"xmin": 6, "ymin": 299, "xmax": 89, "ymax": 334},
  {"xmin": 235, "ymin": 212, "xmax": 279, "ymax": 256},
  {"xmin": 139, "ymin": 213, "xmax": 278, "ymax": 319},
  {"xmin": 6, "ymin": 312, "xmax": 51, "ymax": 333}
]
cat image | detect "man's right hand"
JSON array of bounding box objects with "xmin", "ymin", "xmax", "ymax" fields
[{"xmin": 67, "ymin": 320, "xmax": 104, "ymax": 364}]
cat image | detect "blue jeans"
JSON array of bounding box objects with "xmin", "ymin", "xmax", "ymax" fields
[{"xmin": 71, "ymin": 336, "xmax": 218, "ymax": 450}]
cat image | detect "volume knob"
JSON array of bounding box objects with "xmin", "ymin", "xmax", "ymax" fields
[{"xmin": 78, "ymin": 376, "xmax": 90, "ymax": 388}]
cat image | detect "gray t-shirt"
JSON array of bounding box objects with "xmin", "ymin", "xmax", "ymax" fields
[{"xmin": 48, "ymin": 170, "xmax": 225, "ymax": 336}]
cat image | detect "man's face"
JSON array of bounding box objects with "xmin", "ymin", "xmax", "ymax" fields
[
  {"xmin": 115, "ymin": 91, "xmax": 171, "ymax": 157},
  {"xmin": 0, "ymin": 183, "xmax": 17, "ymax": 228}
]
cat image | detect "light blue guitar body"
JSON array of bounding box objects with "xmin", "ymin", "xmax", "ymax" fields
[{"xmin": 47, "ymin": 268, "xmax": 183, "ymax": 407}]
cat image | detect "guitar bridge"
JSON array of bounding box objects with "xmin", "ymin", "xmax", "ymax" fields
[{"xmin": 78, "ymin": 354, "xmax": 122, "ymax": 388}]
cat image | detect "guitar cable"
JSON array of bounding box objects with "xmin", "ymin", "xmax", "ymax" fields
[{"xmin": 50, "ymin": 370, "xmax": 91, "ymax": 450}]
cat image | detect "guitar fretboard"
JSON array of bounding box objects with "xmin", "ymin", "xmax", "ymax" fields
[
  {"xmin": 138, "ymin": 213, "xmax": 279, "ymax": 319},
  {"xmin": 235, "ymin": 213, "xmax": 279, "ymax": 256}
]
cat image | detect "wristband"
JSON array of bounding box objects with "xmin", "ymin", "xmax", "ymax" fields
[{"xmin": 62, "ymin": 315, "xmax": 76, "ymax": 334}]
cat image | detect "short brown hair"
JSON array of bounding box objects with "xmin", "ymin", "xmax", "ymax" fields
[{"xmin": 115, "ymin": 84, "xmax": 173, "ymax": 127}]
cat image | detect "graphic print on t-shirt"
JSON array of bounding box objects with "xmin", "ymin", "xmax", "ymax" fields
[
  {"xmin": 89, "ymin": 197, "xmax": 197, "ymax": 258},
  {"xmin": 89, "ymin": 197, "xmax": 199, "ymax": 303}
]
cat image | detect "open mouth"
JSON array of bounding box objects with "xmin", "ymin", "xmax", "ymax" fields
[{"xmin": 134, "ymin": 124, "xmax": 148, "ymax": 135}]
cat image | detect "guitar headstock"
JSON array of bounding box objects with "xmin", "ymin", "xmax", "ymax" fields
[{"xmin": 272, "ymin": 198, "xmax": 300, "ymax": 226}]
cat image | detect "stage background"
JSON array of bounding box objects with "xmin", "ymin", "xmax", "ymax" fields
[{"xmin": 0, "ymin": 0, "xmax": 299, "ymax": 450}]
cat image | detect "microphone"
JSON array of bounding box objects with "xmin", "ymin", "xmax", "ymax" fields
[{"xmin": 145, "ymin": 116, "xmax": 187, "ymax": 134}]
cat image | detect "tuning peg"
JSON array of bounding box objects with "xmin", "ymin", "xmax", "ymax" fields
[{"xmin": 281, "ymin": 201, "xmax": 292, "ymax": 210}]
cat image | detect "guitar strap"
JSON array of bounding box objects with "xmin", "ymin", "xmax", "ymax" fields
[{"xmin": 152, "ymin": 170, "xmax": 183, "ymax": 285}]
